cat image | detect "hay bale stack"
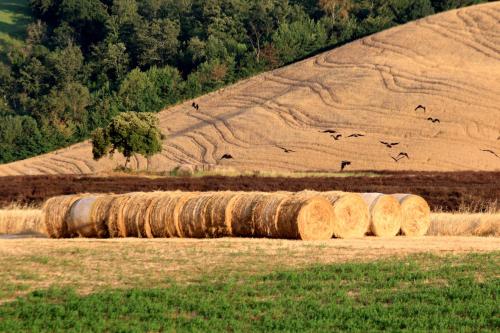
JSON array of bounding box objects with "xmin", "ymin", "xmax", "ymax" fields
[
  {"xmin": 203, "ymin": 191, "xmax": 241, "ymax": 237},
  {"xmin": 253, "ymin": 192, "xmax": 290, "ymax": 238},
  {"xmin": 280, "ymin": 193, "xmax": 335, "ymax": 240},
  {"xmin": 177, "ymin": 192, "xmax": 239, "ymax": 238},
  {"xmin": 67, "ymin": 196, "xmax": 99, "ymax": 238},
  {"xmin": 178, "ymin": 192, "xmax": 213, "ymax": 238},
  {"xmin": 89, "ymin": 195, "xmax": 115, "ymax": 238},
  {"xmin": 392, "ymin": 194, "xmax": 431, "ymax": 236},
  {"xmin": 231, "ymin": 192, "xmax": 270, "ymax": 236},
  {"xmin": 122, "ymin": 192, "xmax": 159, "ymax": 238},
  {"xmin": 67, "ymin": 194, "xmax": 116, "ymax": 238},
  {"xmin": 362, "ymin": 193, "xmax": 402, "ymax": 237},
  {"xmin": 106, "ymin": 195, "xmax": 131, "ymax": 238},
  {"xmin": 42, "ymin": 195, "xmax": 83, "ymax": 238},
  {"xmin": 313, "ymin": 191, "xmax": 370, "ymax": 238},
  {"xmin": 0, "ymin": 208, "xmax": 44, "ymax": 235},
  {"xmin": 147, "ymin": 191, "xmax": 191, "ymax": 238}
]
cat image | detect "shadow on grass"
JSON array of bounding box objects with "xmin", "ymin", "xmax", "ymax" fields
[{"xmin": 0, "ymin": 252, "xmax": 497, "ymax": 332}]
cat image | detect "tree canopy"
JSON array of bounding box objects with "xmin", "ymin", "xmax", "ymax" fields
[{"xmin": 91, "ymin": 112, "xmax": 163, "ymax": 168}]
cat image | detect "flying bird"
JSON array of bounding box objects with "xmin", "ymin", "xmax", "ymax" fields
[
  {"xmin": 415, "ymin": 105, "xmax": 426, "ymax": 112},
  {"xmin": 278, "ymin": 146, "xmax": 295, "ymax": 153},
  {"xmin": 331, "ymin": 134, "xmax": 342, "ymax": 141},
  {"xmin": 320, "ymin": 129, "xmax": 337, "ymax": 134},
  {"xmin": 380, "ymin": 141, "xmax": 399, "ymax": 148},
  {"xmin": 481, "ymin": 149, "xmax": 499, "ymax": 158},
  {"xmin": 347, "ymin": 134, "xmax": 365, "ymax": 138},
  {"xmin": 427, "ymin": 117, "xmax": 440, "ymax": 123},
  {"xmin": 391, "ymin": 152, "xmax": 409, "ymax": 162},
  {"xmin": 220, "ymin": 154, "xmax": 234, "ymax": 160},
  {"xmin": 191, "ymin": 102, "xmax": 196, "ymax": 108},
  {"xmin": 340, "ymin": 160, "xmax": 351, "ymax": 171}
]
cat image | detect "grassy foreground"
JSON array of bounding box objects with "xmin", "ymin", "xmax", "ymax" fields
[{"xmin": 0, "ymin": 252, "xmax": 498, "ymax": 332}]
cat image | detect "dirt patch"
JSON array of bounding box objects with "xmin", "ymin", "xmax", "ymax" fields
[{"xmin": 0, "ymin": 172, "xmax": 498, "ymax": 212}]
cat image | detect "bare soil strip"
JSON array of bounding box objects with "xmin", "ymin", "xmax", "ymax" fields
[{"xmin": 1, "ymin": 172, "xmax": 498, "ymax": 211}]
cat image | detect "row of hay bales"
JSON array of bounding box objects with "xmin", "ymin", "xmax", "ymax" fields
[{"xmin": 41, "ymin": 191, "xmax": 430, "ymax": 240}]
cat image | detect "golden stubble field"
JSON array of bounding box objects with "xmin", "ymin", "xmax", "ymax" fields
[{"xmin": 0, "ymin": 3, "xmax": 499, "ymax": 176}]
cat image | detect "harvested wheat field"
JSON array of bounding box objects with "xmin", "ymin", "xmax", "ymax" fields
[{"xmin": 0, "ymin": 3, "xmax": 498, "ymax": 177}]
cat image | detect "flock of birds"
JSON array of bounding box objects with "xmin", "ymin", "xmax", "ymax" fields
[{"xmin": 190, "ymin": 102, "xmax": 499, "ymax": 171}]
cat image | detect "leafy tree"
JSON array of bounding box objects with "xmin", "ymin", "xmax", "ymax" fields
[
  {"xmin": 272, "ymin": 16, "xmax": 328, "ymax": 65},
  {"xmin": 91, "ymin": 112, "xmax": 163, "ymax": 168}
]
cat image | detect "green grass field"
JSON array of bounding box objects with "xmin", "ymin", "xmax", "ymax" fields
[
  {"xmin": 0, "ymin": 0, "xmax": 31, "ymax": 51},
  {"xmin": 0, "ymin": 252, "xmax": 498, "ymax": 332}
]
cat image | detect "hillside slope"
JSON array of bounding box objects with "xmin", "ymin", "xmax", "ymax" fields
[{"xmin": 1, "ymin": 3, "xmax": 499, "ymax": 176}]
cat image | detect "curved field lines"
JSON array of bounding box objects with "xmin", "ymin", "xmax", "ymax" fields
[{"xmin": 0, "ymin": 3, "xmax": 499, "ymax": 176}]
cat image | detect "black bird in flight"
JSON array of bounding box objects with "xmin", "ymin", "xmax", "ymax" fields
[
  {"xmin": 380, "ymin": 141, "xmax": 399, "ymax": 148},
  {"xmin": 191, "ymin": 102, "xmax": 199, "ymax": 110},
  {"xmin": 427, "ymin": 117, "xmax": 440, "ymax": 123},
  {"xmin": 340, "ymin": 160, "xmax": 351, "ymax": 171},
  {"xmin": 220, "ymin": 154, "xmax": 234, "ymax": 160},
  {"xmin": 278, "ymin": 146, "xmax": 295, "ymax": 153},
  {"xmin": 481, "ymin": 149, "xmax": 499, "ymax": 158},
  {"xmin": 415, "ymin": 105, "xmax": 426, "ymax": 112},
  {"xmin": 347, "ymin": 134, "xmax": 365, "ymax": 138},
  {"xmin": 320, "ymin": 129, "xmax": 337, "ymax": 134},
  {"xmin": 331, "ymin": 134, "xmax": 342, "ymax": 141},
  {"xmin": 391, "ymin": 152, "xmax": 410, "ymax": 162}
]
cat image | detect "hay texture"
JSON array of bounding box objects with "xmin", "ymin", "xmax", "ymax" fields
[
  {"xmin": 147, "ymin": 191, "xmax": 192, "ymax": 238},
  {"xmin": 392, "ymin": 194, "xmax": 431, "ymax": 236},
  {"xmin": 230, "ymin": 192, "xmax": 271, "ymax": 237},
  {"xmin": 362, "ymin": 193, "xmax": 402, "ymax": 237},
  {"xmin": 121, "ymin": 192, "xmax": 159, "ymax": 238},
  {"xmin": 67, "ymin": 195, "xmax": 114, "ymax": 238},
  {"xmin": 0, "ymin": 207, "xmax": 45, "ymax": 235},
  {"xmin": 312, "ymin": 191, "xmax": 370, "ymax": 238},
  {"xmin": 177, "ymin": 192, "xmax": 239, "ymax": 238},
  {"xmin": 42, "ymin": 195, "xmax": 84, "ymax": 238},
  {"xmin": 281, "ymin": 193, "xmax": 335, "ymax": 240},
  {"xmin": 106, "ymin": 195, "xmax": 131, "ymax": 238}
]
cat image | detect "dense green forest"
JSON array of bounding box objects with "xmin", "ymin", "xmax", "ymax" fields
[{"xmin": 0, "ymin": 0, "xmax": 487, "ymax": 163}]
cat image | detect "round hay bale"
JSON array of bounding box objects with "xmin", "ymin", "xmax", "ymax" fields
[
  {"xmin": 176, "ymin": 164, "xmax": 195, "ymax": 177},
  {"xmin": 120, "ymin": 192, "xmax": 159, "ymax": 238},
  {"xmin": 177, "ymin": 192, "xmax": 215, "ymax": 238},
  {"xmin": 231, "ymin": 192, "xmax": 271, "ymax": 237},
  {"xmin": 362, "ymin": 193, "xmax": 402, "ymax": 237},
  {"xmin": 90, "ymin": 195, "xmax": 115, "ymax": 238},
  {"xmin": 106, "ymin": 195, "xmax": 131, "ymax": 238},
  {"xmin": 203, "ymin": 191, "xmax": 241, "ymax": 237},
  {"xmin": 41, "ymin": 195, "xmax": 84, "ymax": 238},
  {"xmin": 148, "ymin": 191, "xmax": 185, "ymax": 238},
  {"xmin": 279, "ymin": 193, "xmax": 335, "ymax": 240},
  {"xmin": 392, "ymin": 194, "xmax": 431, "ymax": 236},
  {"xmin": 67, "ymin": 196, "xmax": 99, "ymax": 238},
  {"xmin": 253, "ymin": 192, "xmax": 289, "ymax": 238},
  {"xmin": 308, "ymin": 191, "xmax": 370, "ymax": 238}
]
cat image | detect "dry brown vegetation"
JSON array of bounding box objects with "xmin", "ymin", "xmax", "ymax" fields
[
  {"xmin": 0, "ymin": 205, "xmax": 44, "ymax": 235},
  {"xmin": 429, "ymin": 213, "xmax": 500, "ymax": 236},
  {"xmin": 0, "ymin": 3, "xmax": 499, "ymax": 176}
]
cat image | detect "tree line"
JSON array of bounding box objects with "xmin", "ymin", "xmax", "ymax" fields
[{"xmin": 0, "ymin": 0, "xmax": 486, "ymax": 163}]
